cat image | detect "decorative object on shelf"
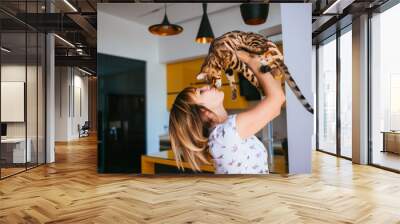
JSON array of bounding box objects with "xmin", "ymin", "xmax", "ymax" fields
[
  {"xmin": 195, "ymin": 3, "xmax": 214, "ymax": 44},
  {"xmin": 149, "ymin": 4, "xmax": 183, "ymax": 36},
  {"xmin": 240, "ymin": 3, "xmax": 269, "ymax": 25}
]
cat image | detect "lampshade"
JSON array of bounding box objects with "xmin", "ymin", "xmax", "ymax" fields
[
  {"xmin": 148, "ymin": 4, "xmax": 183, "ymax": 36},
  {"xmin": 195, "ymin": 3, "xmax": 214, "ymax": 44},
  {"xmin": 240, "ymin": 3, "xmax": 269, "ymax": 25}
]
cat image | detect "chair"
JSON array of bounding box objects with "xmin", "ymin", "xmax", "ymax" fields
[{"xmin": 78, "ymin": 121, "xmax": 90, "ymax": 138}]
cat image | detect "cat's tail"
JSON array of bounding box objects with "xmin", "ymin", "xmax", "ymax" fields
[{"xmin": 279, "ymin": 62, "xmax": 314, "ymax": 114}]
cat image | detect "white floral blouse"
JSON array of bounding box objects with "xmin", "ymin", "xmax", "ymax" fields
[{"xmin": 208, "ymin": 114, "xmax": 269, "ymax": 174}]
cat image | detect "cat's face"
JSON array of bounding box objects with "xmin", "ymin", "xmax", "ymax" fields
[
  {"xmin": 196, "ymin": 69, "xmax": 222, "ymax": 88},
  {"xmin": 197, "ymin": 55, "xmax": 223, "ymax": 88}
]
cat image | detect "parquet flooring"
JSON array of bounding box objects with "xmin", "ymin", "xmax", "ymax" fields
[{"xmin": 1, "ymin": 135, "xmax": 400, "ymax": 223}]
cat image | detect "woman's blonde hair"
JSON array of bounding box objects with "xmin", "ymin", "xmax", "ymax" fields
[{"xmin": 169, "ymin": 86, "xmax": 214, "ymax": 172}]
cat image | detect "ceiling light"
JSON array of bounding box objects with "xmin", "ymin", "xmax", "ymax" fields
[
  {"xmin": 195, "ymin": 3, "xmax": 214, "ymax": 44},
  {"xmin": 1, "ymin": 47, "xmax": 11, "ymax": 53},
  {"xmin": 148, "ymin": 4, "xmax": 183, "ymax": 36},
  {"xmin": 54, "ymin": 34, "xmax": 75, "ymax": 48},
  {"xmin": 240, "ymin": 3, "xmax": 269, "ymax": 25},
  {"xmin": 322, "ymin": 0, "xmax": 354, "ymax": 15},
  {"xmin": 63, "ymin": 0, "xmax": 78, "ymax": 12},
  {"xmin": 78, "ymin": 67, "xmax": 92, "ymax": 76}
]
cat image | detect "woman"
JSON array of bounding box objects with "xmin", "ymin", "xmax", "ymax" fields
[{"xmin": 169, "ymin": 50, "xmax": 285, "ymax": 174}]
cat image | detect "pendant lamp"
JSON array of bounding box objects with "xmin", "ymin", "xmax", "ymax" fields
[
  {"xmin": 149, "ymin": 4, "xmax": 183, "ymax": 36},
  {"xmin": 195, "ymin": 3, "xmax": 214, "ymax": 44},
  {"xmin": 240, "ymin": 3, "xmax": 269, "ymax": 25}
]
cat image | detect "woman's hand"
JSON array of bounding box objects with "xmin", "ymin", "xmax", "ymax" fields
[
  {"xmin": 236, "ymin": 50, "xmax": 265, "ymax": 75},
  {"xmin": 235, "ymin": 50, "xmax": 286, "ymax": 139},
  {"xmin": 236, "ymin": 49, "xmax": 283, "ymax": 76}
]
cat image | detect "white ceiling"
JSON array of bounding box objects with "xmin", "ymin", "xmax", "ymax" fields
[{"xmin": 99, "ymin": 3, "xmax": 241, "ymax": 26}]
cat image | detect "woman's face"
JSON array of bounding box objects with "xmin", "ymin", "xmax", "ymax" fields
[{"xmin": 193, "ymin": 85, "xmax": 224, "ymax": 111}]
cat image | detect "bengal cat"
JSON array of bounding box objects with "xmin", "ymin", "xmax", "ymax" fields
[{"xmin": 196, "ymin": 30, "xmax": 314, "ymax": 114}]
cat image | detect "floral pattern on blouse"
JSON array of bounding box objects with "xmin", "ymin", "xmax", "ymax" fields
[{"xmin": 208, "ymin": 114, "xmax": 269, "ymax": 174}]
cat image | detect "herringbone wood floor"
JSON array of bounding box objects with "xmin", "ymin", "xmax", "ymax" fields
[{"xmin": 1, "ymin": 135, "xmax": 400, "ymax": 224}]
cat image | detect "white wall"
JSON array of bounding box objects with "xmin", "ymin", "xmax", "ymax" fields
[
  {"xmin": 54, "ymin": 67, "xmax": 89, "ymax": 141},
  {"xmin": 55, "ymin": 67, "xmax": 68, "ymax": 141},
  {"xmin": 98, "ymin": 7, "xmax": 168, "ymax": 154},
  {"xmin": 159, "ymin": 4, "xmax": 281, "ymax": 63},
  {"xmin": 71, "ymin": 73, "xmax": 89, "ymax": 138},
  {"xmin": 1, "ymin": 63, "xmax": 47, "ymax": 164},
  {"xmin": 281, "ymin": 4, "xmax": 313, "ymax": 174},
  {"xmin": 1, "ymin": 65, "xmax": 40, "ymax": 137},
  {"xmin": 1, "ymin": 65, "xmax": 26, "ymax": 130}
]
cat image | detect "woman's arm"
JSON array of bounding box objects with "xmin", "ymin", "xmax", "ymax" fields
[{"xmin": 236, "ymin": 50, "xmax": 286, "ymax": 139}]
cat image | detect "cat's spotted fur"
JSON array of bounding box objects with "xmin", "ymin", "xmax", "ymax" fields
[{"xmin": 197, "ymin": 30, "xmax": 314, "ymax": 114}]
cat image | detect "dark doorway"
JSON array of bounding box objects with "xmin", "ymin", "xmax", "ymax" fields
[
  {"xmin": 97, "ymin": 53, "xmax": 146, "ymax": 173},
  {"xmin": 106, "ymin": 95, "xmax": 145, "ymax": 173}
]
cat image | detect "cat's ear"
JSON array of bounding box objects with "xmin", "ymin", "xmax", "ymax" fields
[{"xmin": 197, "ymin": 73, "xmax": 207, "ymax": 80}]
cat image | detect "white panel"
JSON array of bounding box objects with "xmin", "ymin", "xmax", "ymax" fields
[
  {"xmin": 281, "ymin": 3, "xmax": 313, "ymax": 174},
  {"xmin": 1, "ymin": 82, "xmax": 25, "ymax": 122}
]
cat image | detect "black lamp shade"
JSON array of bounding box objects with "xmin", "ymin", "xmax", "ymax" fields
[
  {"xmin": 149, "ymin": 14, "xmax": 183, "ymax": 36},
  {"xmin": 196, "ymin": 3, "xmax": 214, "ymax": 44},
  {"xmin": 240, "ymin": 3, "xmax": 269, "ymax": 25},
  {"xmin": 149, "ymin": 5, "xmax": 183, "ymax": 36}
]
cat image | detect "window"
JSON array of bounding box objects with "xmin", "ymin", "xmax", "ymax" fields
[
  {"xmin": 317, "ymin": 25, "xmax": 353, "ymax": 159},
  {"xmin": 370, "ymin": 3, "xmax": 400, "ymax": 171},
  {"xmin": 339, "ymin": 27, "xmax": 352, "ymax": 158},
  {"xmin": 0, "ymin": 1, "xmax": 47, "ymax": 179},
  {"xmin": 317, "ymin": 35, "xmax": 337, "ymax": 155}
]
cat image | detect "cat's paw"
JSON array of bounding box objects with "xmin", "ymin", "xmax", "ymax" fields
[
  {"xmin": 215, "ymin": 79, "xmax": 222, "ymax": 88},
  {"xmin": 260, "ymin": 59, "xmax": 268, "ymax": 66},
  {"xmin": 197, "ymin": 73, "xmax": 207, "ymax": 80}
]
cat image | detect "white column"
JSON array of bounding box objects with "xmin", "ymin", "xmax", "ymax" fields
[
  {"xmin": 352, "ymin": 14, "xmax": 369, "ymax": 164},
  {"xmin": 46, "ymin": 32, "xmax": 55, "ymax": 163},
  {"xmin": 281, "ymin": 3, "xmax": 314, "ymax": 174}
]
